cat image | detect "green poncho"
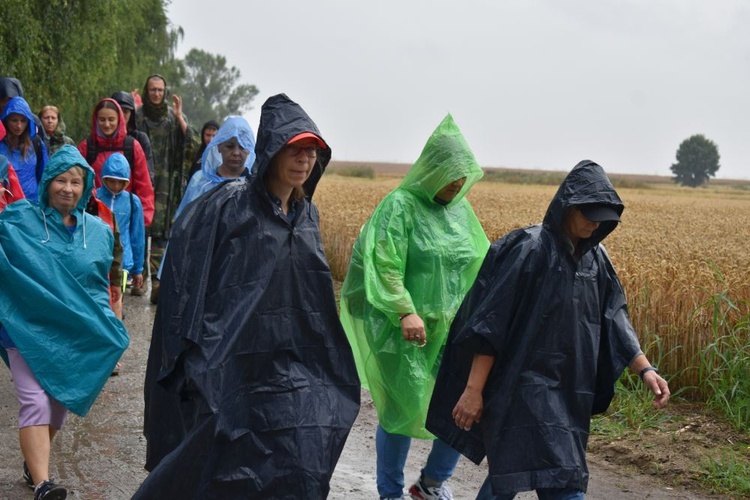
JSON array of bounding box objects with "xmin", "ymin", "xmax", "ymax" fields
[{"xmin": 340, "ymin": 115, "xmax": 489, "ymax": 438}]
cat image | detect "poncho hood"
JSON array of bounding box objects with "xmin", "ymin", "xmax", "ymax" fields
[
  {"xmin": 1, "ymin": 96, "xmax": 37, "ymax": 138},
  {"xmin": 39, "ymin": 145, "xmax": 95, "ymax": 212},
  {"xmin": 543, "ymin": 159, "xmax": 624, "ymax": 252},
  {"xmin": 200, "ymin": 116, "xmax": 256, "ymax": 181},
  {"xmin": 251, "ymin": 93, "xmax": 331, "ymax": 198},
  {"xmin": 400, "ymin": 114, "xmax": 484, "ymax": 208},
  {"xmin": 0, "ymin": 77, "xmax": 23, "ymax": 99}
]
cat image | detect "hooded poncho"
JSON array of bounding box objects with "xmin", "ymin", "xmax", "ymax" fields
[
  {"xmin": 339, "ymin": 114, "xmax": 489, "ymax": 439},
  {"xmin": 0, "ymin": 145, "xmax": 129, "ymax": 416},
  {"xmin": 136, "ymin": 94, "xmax": 360, "ymax": 499},
  {"xmin": 134, "ymin": 75, "xmax": 191, "ymax": 239},
  {"xmin": 173, "ymin": 116, "xmax": 256, "ymax": 221},
  {"xmin": 426, "ymin": 160, "xmax": 643, "ymax": 495}
]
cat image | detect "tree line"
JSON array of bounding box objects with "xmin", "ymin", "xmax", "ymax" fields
[{"xmin": 0, "ymin": 0, "xmax": 257, "ymax": 141}]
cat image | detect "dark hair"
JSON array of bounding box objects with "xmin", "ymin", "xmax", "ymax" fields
[
  {"xmin": 96, "ymin": 100, "xmax": 120, "ymax": 114},
  {"xmin": 2, "ymin": 113, "xmax": 32, "ymax": 157}
]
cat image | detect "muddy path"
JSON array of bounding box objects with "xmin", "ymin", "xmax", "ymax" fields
[{"xmin": 0, "ymin": 294, "xmax": 726, "ymax": 499}]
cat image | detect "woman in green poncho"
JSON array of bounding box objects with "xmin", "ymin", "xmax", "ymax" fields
[{"xmin": 340, "ymin": 115, "xmax": 489, "ymax": 499}]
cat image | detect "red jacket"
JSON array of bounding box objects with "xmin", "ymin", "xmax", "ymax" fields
[
  {"xmin": 0, "ymin": 121, "xmax": 25, "ymax": 212},
  {"xmin": 78, "ymin": 97, "xmax": 154, "ymax": 226}
]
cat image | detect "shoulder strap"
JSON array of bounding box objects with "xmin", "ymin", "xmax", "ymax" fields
[
  {"xmin": 121, "ymin": 136, "xmax": 135, "ymax": 170},
  {"xmin": 87, "ymin": 136, "xmax": 136, "ymax": 182},
  {"xmin": 33, "ymin": 135, "xmax": 44, "ymax": 183},
  {"xmin": 85, "ymin": 136, "xmax": 98, "ymax": 166}
]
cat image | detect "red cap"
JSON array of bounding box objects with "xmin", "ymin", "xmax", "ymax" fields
[{"xmin": 287, "ymin": 132, "xmax": 326, "ymax": 149}]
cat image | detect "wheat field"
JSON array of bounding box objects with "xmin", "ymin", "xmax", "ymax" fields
[{"xmin": 315, "ymin": 174, "xmax": 750, "ymax": 394}]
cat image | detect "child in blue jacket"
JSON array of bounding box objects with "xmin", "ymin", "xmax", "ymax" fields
[{"xmin": 96, "ymin": 153, "xmax": 145, "ymax": 292}]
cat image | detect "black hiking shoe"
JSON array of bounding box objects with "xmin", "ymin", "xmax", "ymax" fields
[
  {"xmin": 34, "ymin": 480, "xmax": 67, "ymax": 500},
  {"xmin": 23, "ymin": 461, "xmax": 34, "ymax": 489}
]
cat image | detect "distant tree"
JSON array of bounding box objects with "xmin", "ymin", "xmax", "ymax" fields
[
  {"xmin": 670, "ymin": 134, "xmax": 720, "ymax": 187},
  {"xmin": 173, "ymin": 48, "xmax": 259, "ymax": 127}
]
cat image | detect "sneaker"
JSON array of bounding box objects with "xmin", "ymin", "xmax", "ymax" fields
[
  {"xmin": 409, "ymin": 477, "xmax": 453, "ymax": 500},
  {"xmin": 149, "ymin": 279, "xmax": 160, "ymax": 305},
  {"xmin": 34, "ymin": 480, "xmax": 67, "ymax": 500},
  {"xmin": 22, "ymin": 461, "xmax": 34, "ymax": 489},
  {"xmin": 131, "ymin": 283, "xmax": 145, "ymax": 297}
]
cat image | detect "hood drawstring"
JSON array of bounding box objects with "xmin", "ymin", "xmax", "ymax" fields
[
  {"xmin": 40, "ymin": 210, "xmax": 51, "ymax": 243},
  {"xmin": 40, "ymin": 208, "xmax": 87, "ymax": 248}
]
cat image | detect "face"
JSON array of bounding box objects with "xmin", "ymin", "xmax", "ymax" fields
[
  {"xmin": 47, "ymin": 168, "xmax": 85, "ymax": 214},
  {"xmin": 564, "ymin": 207, "xmax": 600, "ymax": 243},
  {"xmin": 435, "ymin": 177, "xmax": 467, "ymax": 203},
  {"xmin": 40, "ymin": 109, "xmax": 59, "ymax": 135},
  {"xmin": 203, "ymin": 127, "xmax": 218, "ymax": 145},
  {"xmin": 103, "ymin": 177, "xmax": 127, "ymax": 194},
  {"xmin": 217, "ymin": 137, "xmax": 250, "ymax": 178},
  {"xmin": 6, "ymin": 114, "xmax": 28, "ymax": 137},
  {"xmin": 146, "ymin": 77, "xmax": 166, "ymax": 105},
  {"xmin": 121, "ymin": 108, "xmax": 132, "ymax": 124},
  {"xmin": 268, "ymin": 138, "xmax": 318, "ymax": 191},
  {"xmin": 97, "ymin": 107, "xmax": 119, "ymax": 137}
]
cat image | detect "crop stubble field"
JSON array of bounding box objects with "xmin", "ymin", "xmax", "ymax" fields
[{"xmin": 315, "ymin": 174, "xmax": 750, "ymax": 394}]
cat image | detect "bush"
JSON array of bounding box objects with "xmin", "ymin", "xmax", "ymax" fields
[{"xmin": 333, "ymin": 166, "xmax": 375, "ymax": 179}]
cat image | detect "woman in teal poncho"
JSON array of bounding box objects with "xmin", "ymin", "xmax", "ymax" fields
[
  {"xmin": 340, "ymin": 115, "xmax": 489, "ymax": 499},
  {"xmin": 0, "ymin": 145, "xmax": 129, "ymax": 499}
]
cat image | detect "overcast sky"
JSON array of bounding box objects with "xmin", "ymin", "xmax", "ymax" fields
[{"xmin": 168, "ymin": 1, "xmax": 750, "ymax": 179}]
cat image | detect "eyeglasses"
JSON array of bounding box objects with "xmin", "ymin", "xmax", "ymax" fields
[{"xmin": 285, "ymin": 145, "xmax": 318, "ymax": 158}]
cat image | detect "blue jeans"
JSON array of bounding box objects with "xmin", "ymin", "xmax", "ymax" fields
[
  {"xmin": 376, "ymin": 424, "xmax": 461, "ymax": 498},
  {"xmin": 476, "ymin": 476, "xmax": 584, "ymax": 499}
]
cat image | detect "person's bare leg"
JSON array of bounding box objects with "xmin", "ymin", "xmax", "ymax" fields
[{"xmin": 20, "ymin": 425, "xmax": 51, "ymax": 486}]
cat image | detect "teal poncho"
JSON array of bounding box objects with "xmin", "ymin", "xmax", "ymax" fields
[
  {"xmin": 0, "ymin": 145, "xmax": 129, "ymax": 416},
  {"xmin": 340, "ymin": 115, "xmax": 489, "ymax": 438}
]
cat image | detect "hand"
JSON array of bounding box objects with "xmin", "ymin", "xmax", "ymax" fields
[
  {"xmin": 643, "ymin": 370, "xmax": 671, "ymax": 409},
  {"xmin": 452, "ymin": 387, "xmax": 483, "ymax": 431},
  {"xmin": 400, "ymin": 314, "xmax": 426, "ymax": 345},
  {"xmin": 132, "ymin": 274, "xmax": 144, "ymax": 289},
  {"xmin": 171, "ymin": 94, "xmax": 183, "ymax": 118},
  {"xmin": 110, "ymin": 285, "xmax": 122, "ymax": 304}
]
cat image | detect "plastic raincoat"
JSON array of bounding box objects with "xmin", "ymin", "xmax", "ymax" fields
[
  {"xmin": 0, "ymin": 96, "xmax": 47, "ymax": 202},
  {"xmin": 173, "ymin": 115, "xmax": 256, "ymax": 221},
  {"xmin": 0, "ymin": 145, "xmax": 130, "ymax": 416},
  {"xmin": 97, "ymin": 153, "xmax": 145, "ymax": 275},
  {"xmin": 340, "ymin": 114, "xmax": 489, "ymax": 439},
  {"xmin": 426, "ymin": 160, "xmax": 644, "ymax": 495},
  {"xmin": 136, "ymin": 94, "xmax": 360, "ymax": 499},
  {"xmin": 77, "ymin": 97, "xmax": 155, "ymax": 226}
]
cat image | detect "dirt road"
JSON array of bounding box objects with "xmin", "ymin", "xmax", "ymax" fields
[{"xmin": 0, "ymin": 296, "xmax": 723, "ymax": 499}]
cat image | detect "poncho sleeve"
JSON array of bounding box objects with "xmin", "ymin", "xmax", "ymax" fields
[{"xmin": 361, "ymin": 193, "xmax": 417, "ymax": 326}]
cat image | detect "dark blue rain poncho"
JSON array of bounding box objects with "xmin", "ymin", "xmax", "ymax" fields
[
  {"xmin": 137, "ymin": 94, "xmax": 360, "ymax": 499},
  {"xmin": 426, "ymin": 160, "xmax": 643, "ymax": 495},
  {"xmin": 0, "ymin": 145, "xmax": 129, "ymax": 416}
]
